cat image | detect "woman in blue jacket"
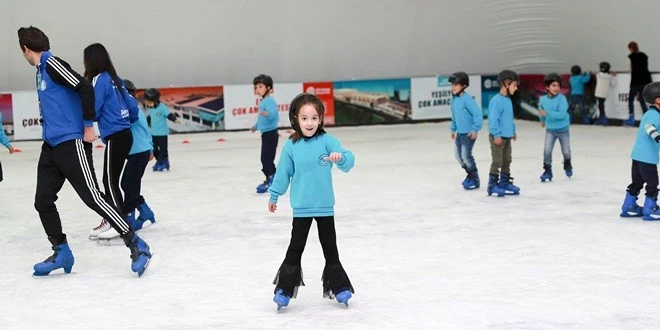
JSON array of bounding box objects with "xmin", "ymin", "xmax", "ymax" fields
[{"xmin": 84, "ymin": 43, "xmax": 139, "ymax": 238}]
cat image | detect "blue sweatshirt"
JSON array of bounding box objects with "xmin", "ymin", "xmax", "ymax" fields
[
  {"xmin": 569, "ymin": 73, "xmax": 591, "ymax": 95},
  {"xmin": 539, "ymin": 93, "xmax": 570, "ymax": 131},
  {"xmin": 147, "ymin": 103, "xmax": 172, "ymax": 136},
  {"xmin": 269, "ymin": 133, "xmax": 355, "ymax": 217},
  {"xmin": 36, "ymin": 51, "xmax": 96, "ymax": 147},
  {"xmin": 488, "ymin": 93, "xmax": 516, "ymax": 138},
  {"xmin": 252, "ymin": 95, "xmax": 279, "ymax": 133},
  {"xmin": 92, "ymin": 72, "xmax": 139, "ymax": 141},
  {"xmin": 0, "ymin": 113, "xmax": 11, "ymax": 148},
  {"xmin": 450, "ymin": 92, "xmax": 483, "ymax": 134},
  {"xmin": 631, "ymin": 107, "xmax": 660, "ymax": 165},
  {"xmin": 129, "ymin": 109, "xmax": 153, "ymax": 155}
]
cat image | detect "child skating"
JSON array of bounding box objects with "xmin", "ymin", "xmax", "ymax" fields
[
  {"xmin": 250, "ymin": 74, "xmax": 279, "ymax": 193},
  {"xmin": 487, "ymin": 70, "xmax": 521, "ymax": 197},
  {"xmin": 448, "ymin": 71, "xmax": 483, "ymax": 189},
  {"xmin": 268, "ymin": 93, "xmax": 355, "ymax": 310},
  {"xmin": 538, "ymin": 73, "xmax": 572, "ymax": 182},
  {"xmin": 620, "ymin": 82, "xmax": 660, "ymax": 220}
]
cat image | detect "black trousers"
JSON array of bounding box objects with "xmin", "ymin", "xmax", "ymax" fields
[
  {"xmin": 273, "ymin": 216, "xmax": 353, "ymax": 299},
  {"xmin": 152, "ymin": 135, "xmax": 168, "ymax": 163},
  {"xmin": 596, "ymin": 97, "xmax": 606, "ymax": 118},
  {"xmin": 627, "ymin": 160, "xmax": 659, "ymax": 198},
  {"xmin": 103, "ymin": 129, "xmax": 132, "ymax": 215},
  {"xmin": 260, "ymin": 130, "xmax": 278, "ymax": 178},
  {"xmin": 121, "ymin": 150, "xmax": 150, "ymax": 213},
  {"xmin": 35, "ymin": 139, "xmax": 131, "ymax": 245}
]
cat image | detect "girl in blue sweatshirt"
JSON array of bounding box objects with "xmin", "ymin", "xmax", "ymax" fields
[
  {"xmin": 84, "ymin": 43, "xmax": 139, "ymax": 238},
  {"xmin": 0, "ymin": 112, "xmax": 16, "ymax": 182},
  {"xmin": 250, "ymin": 74, "xmax": 280, "ymax": 194},
  {"xmin": 94, "ymin": 80, "xmax": 156, "ymax": 240},
  {"xmin": 538, "ymin": 73, "xmax": 572, "ymax": 182},
  {"xmin": 267, "ymin": 93, "xmax": 355, "ymax": 310},
  {"xmin": 448, "ymin": 71, "xmax": 483, "ymax": 190}
]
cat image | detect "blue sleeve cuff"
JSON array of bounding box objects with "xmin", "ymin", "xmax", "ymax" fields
[{"xmin": 84, "ymin": 120, "xmax": 94, "ymax": 127}]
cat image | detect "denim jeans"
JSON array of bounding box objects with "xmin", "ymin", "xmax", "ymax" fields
[
  {"xmin": 543, "ymin": 129, "xmax": 571, "ymax": 165},
  {"xmin": 455, "ymin": 133, "xmax": 477, "ymax": 173}
]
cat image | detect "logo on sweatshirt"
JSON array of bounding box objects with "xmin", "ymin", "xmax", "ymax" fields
[{"xmin": 318, "ymin": 154, "xmax": 330, "ymax": 166}]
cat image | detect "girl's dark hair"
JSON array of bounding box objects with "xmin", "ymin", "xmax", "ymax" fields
[
  {"xmin": 628, "ymin": 41, "xmax": 639, "ymax": 53},
  {"xmin": 18, "ymin": 26, "xmax": 50, "ymax": 52},
  {"xmin": 83, "ymin": 43, "xmax": 125, "ymax": 98},
  {"xmin": 289, "ymin": 93, "xmax": 326, "ymax": 143}
]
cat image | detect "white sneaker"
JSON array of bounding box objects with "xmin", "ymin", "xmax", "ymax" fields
[
  {"xmin": 89, "ymin": 219, "xmax": 112, "ymax": 239},
  {"xmin": 96, "ymin": 227, "xmax": 121, "ymax": 240}
]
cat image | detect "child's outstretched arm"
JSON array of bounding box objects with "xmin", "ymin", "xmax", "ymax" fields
[
  {"xmin": 326, "ymin": 135, "xmax": 355, "ymax": 173},
  {"xmin": 268, "ymin": 142, "xmax": 295, "ymax": 212}
]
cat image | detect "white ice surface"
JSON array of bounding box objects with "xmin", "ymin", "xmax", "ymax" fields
[{"xmin": 1, "ymin": 120, "xmax": 660, "ymax": 329}]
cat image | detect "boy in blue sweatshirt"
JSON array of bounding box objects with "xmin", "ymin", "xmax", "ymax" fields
[
  {"xmin": 569, "ymin": 65, "xmax": 592, "ymax": 124},
  {"xmin": 144, "ymin": 88, "xmax": 180, "ymax": 171},
  {"xmin": 267, "ymin": 93, "xmax": 354, "ymax": 310},
  {"xmin": 620, "ymin": 82, "xmax": 660, "ymax": 220},
  {"xmin": 538, "ymin": 73, "xmax": 572, "ymax": 182},
  {"xmin": 0, "ymin": 112, "xmax": 16, "ymax": 182},
  {"xmin": 448, "ymin": 71, "xmax": 483, "ymax": 189},
  {"xmin": 250, "ymin": 74, "xmax": 279, "ymax": 193},
  {"xmin": 94, "ymin": 80, "xmax": 156, "ymax": 240},
  {"xmin": 487, "ymin": 70, "xmax": 520, "ymax": 197}
]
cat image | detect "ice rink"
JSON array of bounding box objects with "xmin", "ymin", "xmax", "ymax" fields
[{"xmin": 2, "ymin": 120, "xmax": 660, "ymax": 329}]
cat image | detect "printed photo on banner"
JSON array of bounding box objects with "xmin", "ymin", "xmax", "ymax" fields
[
  {"xmin": 135, "ymin": 86, "xmax": 225, "ymax": 132},
  {"xmin": 303, "ymin": 82, "xmax": 335, "ymax": 126},
  {"xmin": 223, "ymin": 83, "xmax": 300, "ymax": 130},
  {"xmin": 10, "ymin": 91, "xmax": 41, "ymax": 141},
  {"xmin": 410, "ymin": 75, "xmax": 482, "ymax": 121},
  {"xmin": 333, "ymin": 79, "xmax": 411, "ymax": 126},
  {"xmin": 480, "ymin": 75, "xmax": 499, "ymax": 117}
]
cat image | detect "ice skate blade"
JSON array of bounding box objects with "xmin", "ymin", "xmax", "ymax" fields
[
  {"xmin": 643, "ymin": 216, "xmax": 660, "ymax": 221},
  {"xmin": 620, "ymin": 212, "xmax": 643, "ymax": 218},
  {"xmin": 137, "ymin": 253, "xmax": 152, "ymax": 277},
  {"xmin": 33, "ymin": 271, "xmax": 76, "ymax": 277}
]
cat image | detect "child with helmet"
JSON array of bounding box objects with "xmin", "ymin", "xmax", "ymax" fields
[
  {"xmin": 487, "ymin": 70, "xmax": 521, "ymax": 197},
  {"xmin": 267, "ymin": 93, "xmax": 355, "ymax": 310},
  {"xmin": 448, "ymin": 71, "xmax": 483, "ymax": 190},
  {"xmin": 250, "ymin": 74, "xmax": 280, "ymax": 193},
  {"xmin": 538, "ymin": 73, "xmax": 572, "ymax": 182},
  {"xmin": 143, "ymin": 88, "xmax": 180, "ymax": 171},
  {"xmin": 568, "ymin": 65, "xmax": 592, "ymax": 124},
  {"xmin": 620, "ymin": 82, "xmax": 660, "ymax": 220},
  {"xmin": 594, "ymin": 61, "xmax": 617, "ymax": 126}
]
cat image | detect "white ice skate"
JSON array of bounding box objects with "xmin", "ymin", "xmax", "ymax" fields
[
  {"xmin": 96, "ymin": 227, "xmax": 121, "ymax": 241},
  {"xmin": 89, "ymin": 219, "xmax": 112, "ymax": 240}
]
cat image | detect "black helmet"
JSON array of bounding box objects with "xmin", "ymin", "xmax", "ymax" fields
[
  {"xmin": 497, "ymin": 70, "xmax": 519, "ymax": 84},
  {"xmin": 143, "ymin": 88, "xmax": 160, "ymax": 102},
  {"xmin": 289, "ymin": 93, "xmax": 325, "ymax": 137},
  {"xmin": 448, "ymin": 72, "xmax": 469, "ymax": 86},
  {"xmin": 599, "ymin": 61, "xmax": 611, "ymax": 72},
  {"xmin": 643, "ymin": 82, "xmax": 660, "ymax": 104},
  {"xmin": 123, "ymin": 79, "xmax": 136, "ymax": 94},
  {"xmin": 253, "ymin": 74, "xmax": 274, "ymax": 88},
  {"xmin": 571, "ymin": 65, "xmax": 582, "ymax": 75},
  {"xmin": 543, "ymin": 73, "xmax": 563, "ymax": 87}
]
